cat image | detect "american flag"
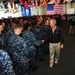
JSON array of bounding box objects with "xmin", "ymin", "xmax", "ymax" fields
[{"xmin": 47, "ymin": 4, "xmax": 63, "ymax": 15}]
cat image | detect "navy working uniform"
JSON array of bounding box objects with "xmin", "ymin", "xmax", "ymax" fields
[
  {"xmin": 31, "ymin": 25, "xmax": 44, "ymax": 61},
  {"xmin": 22, "ymin": 24, "xmax": 41, "ymax": 71},
  {"xmin": 6, "ymin": 34, "xmax": 29, "ymax": 75},
  {"xmin": 0, "ymin": 49, "xmax": 16, "ymax": 75},
  {"xmin": 41, "ymin": 24, "xmax": 50, "ymax": 54}
]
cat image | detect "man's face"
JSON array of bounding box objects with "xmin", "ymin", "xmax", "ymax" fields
[
  {"xmin": 28, "ymin": 26, "xmax": 32, "ymax": 30},
  {"xmin": 17, "ymin": 27, "xmax": 22, "ymax": 35},
  {"xmin": 2, "ymin": 22, "xmax": 5, "ymax": 27},
  {"xmin": 0, "ymin": 25, "xmax": 3, "ymax": 31},
  {"xmin": 50, "ymin": 20, "xmax": 55, "ymax": 28},
  {"xmin": 45, "ymin": 20, "xmax": 49, "ymax": 25}
]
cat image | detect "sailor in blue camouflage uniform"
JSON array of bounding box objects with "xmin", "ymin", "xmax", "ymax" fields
[
  {"xmin": 5, "ymin": 25, "xmax": 29, "ymax": 75},
  {"xmin": 0, "ymin": 49, "xmax": 16, "ymax": 75},
  {"xmin": 4, "ymin": 22, "xmax": 16, "ymax": 52},
  {"xmin": 40, "ymin": 19, "xmax": 50, "ymax": 54},
  {"xmin": 31, "ymin": 20, "xmax": 45, "ymax": 61},
  {"xmin": 22, "ymin": 23, "xmax": 41, "ymax": 71}
]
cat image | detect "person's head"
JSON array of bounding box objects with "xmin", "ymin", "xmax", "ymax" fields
[
  {"xmin": 0, "ymin": 23, "xmax": 3, "ymax": 32},
  {"xmin": 0, "ymin": 25, "xmax": 4, "ymax": 32},
  {"xmin": 14, "ymin": 25, "xmax": 23, "ymax": 35},
  {"xmin": 49, "ymin": 19, "xmax": 56, "ymax": 28},
  {"xmin": 44, "ymin": 19, "xmax": 49, "ymax": 26},
  {"xmin": 19, "ymin": 18, "xmax": 23, "ymax": 24},
  {"xmin": 23, "ymin": 19, "xmax": 27, "ymax": 24},
  {"xmin": 2, "ymin": 21, "xmax": 5, "ymax": 27},
  {"xmin": 34, "ymin": 20, "xmax": 40, "ymax": 27},
  {"xmin": 25, "ymin": 23, "xmax": 32, "ymax": 30},
  {"xmin": 39, "ymin": 16, "xmax": 43, "ymax": 21},
  {"xmin": 11, "ymin": 22, "xmax": 17, "ymax": 29}
]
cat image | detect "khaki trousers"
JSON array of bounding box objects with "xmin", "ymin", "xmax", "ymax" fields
[
  {"xmin": 49, "ymin": 42, "xmax": 60, "ymax": 64},
  {"xmin": 69, "ymin": 25, "xmax": 75, "ymax": 34}
]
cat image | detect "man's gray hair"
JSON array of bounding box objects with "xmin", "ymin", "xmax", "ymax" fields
[{"xmin": 50, "ymin": 19, "xmax": 56, "ymax": 25}]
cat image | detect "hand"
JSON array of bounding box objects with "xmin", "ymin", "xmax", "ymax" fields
[
  {"xmin": 60, "ymin": 44, "xmax": 64, "ymax": 49},
  {"xmin": 41, "ymin": 40, "xmax": 45, "ymax": 44},
  {"xmin": 28, "ymin": 58, "xmax": 30, "ymax": 62}
]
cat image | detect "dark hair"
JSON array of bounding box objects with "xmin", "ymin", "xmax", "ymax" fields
[
  {"xmin": 33, "ymin": 20, "xmax": 39, "ymax": 26},
  {"xmin": 25, "ymin": 23, "xmax": 32, "ymax": 30}
]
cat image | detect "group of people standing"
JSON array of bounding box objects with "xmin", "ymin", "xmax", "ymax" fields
[{"xmin": 0, "ymin": 15, "xmax": 64, "ymax": 75}]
